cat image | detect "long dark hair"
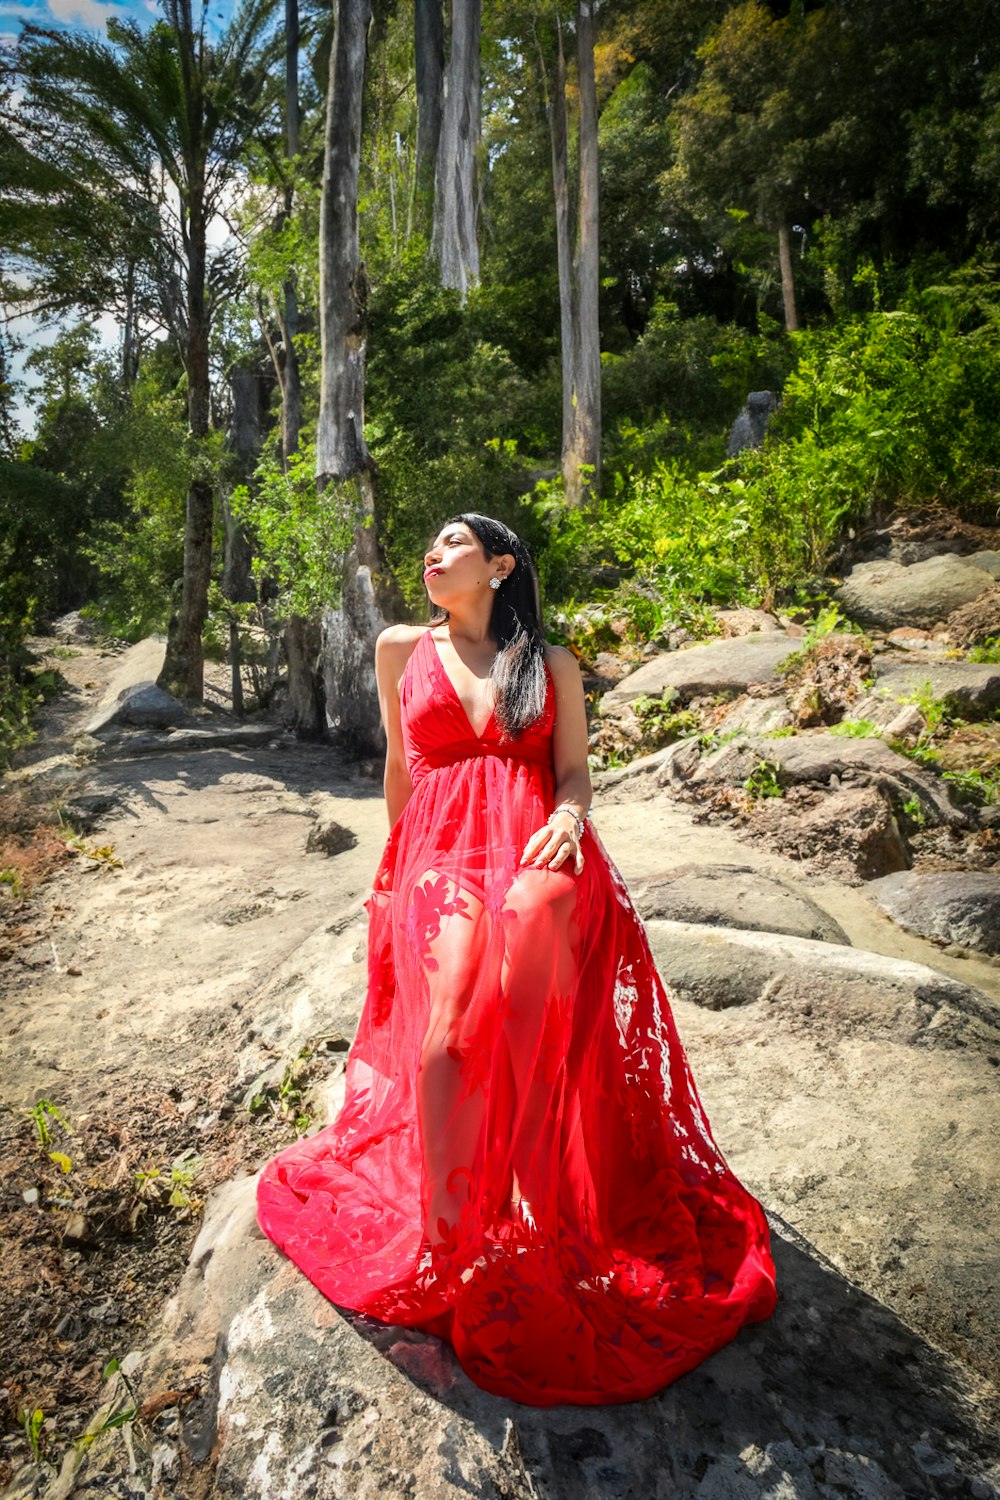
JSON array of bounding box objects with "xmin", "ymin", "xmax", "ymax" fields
[{"xmin": 427, "ymin": 512, "xmax": 548, "ymax": 741}]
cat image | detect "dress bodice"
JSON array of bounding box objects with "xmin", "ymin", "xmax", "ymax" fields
[{"xmin": 400, "ymin": 628, "xmax": 556, "ymax": 785}]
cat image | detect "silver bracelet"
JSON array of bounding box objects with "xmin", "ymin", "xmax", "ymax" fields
[{"xmin": 547, "ymin": 803, "xmax": 588, "ymax": 841}]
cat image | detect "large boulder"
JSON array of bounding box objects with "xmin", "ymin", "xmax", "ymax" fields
[
  {"xmin": 632, "ymin": 864, "xmax": 849, "ymax": 944},
  {"xmin": 726, "ymin": 390, "xmax": 778, "ymax": 457},
  {"xmin": 834, "ymin": 554, "xmax": 994, "ymax": 629},
  {"xmin": 687, "ymin": 732, "xmax": 965, "ymax": 829},
  {"xmin": 19, "ymin": 1171, "xmax": 998, "ymax": 1500},
  {"xmin": 601, "ymin": 634, "xmax": 803, "ymax": 710},
  {"xmin": 732, "ymin": 784, "xmax": 910, "ymax": 882},
  {"xmin": 868, "ymin": 871, "xmax": 1000, "ymax": 956},
  {"xmin": 84, "ymin": 680, "xmax": 190, "ymax": 736},
  {"xmin": 869, "ymin": 658, "xmax": 1000, "ymax": 715}
]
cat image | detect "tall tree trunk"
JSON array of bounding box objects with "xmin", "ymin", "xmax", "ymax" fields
[
  {"xmin": 431, "ymin": 0, "xmax": 481, "ymax": 302},
  {"xmin": 542, "ymin": 18, "xmax": 575, "ymax": 453},
  {"xmin": 316, "ymin": 0, "xmax": 390, "ymax": 754},
  {"xmin": 280, "ymin": 0, "xmax": 302, "ymax": 462},
  {"xmin": 158, "ymin": 179, "xmax": 213, "ymax": 701},
  {"xmin": 221, "ymin": 363, "xmax": 264, "ymax": 607},
  {"xmin": 414, "ymin": 0, "xmax": 444, "ymax": 237},
  {"xmin": 563, "ymin": 0, "xmax": 600, "ymax": 505},
  {"xmin": 777, "ymin": 222, "xmax": 800, "ymax": 332}
]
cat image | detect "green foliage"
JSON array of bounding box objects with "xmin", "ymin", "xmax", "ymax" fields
[
  {"xmin": 828, "ymin": 719, "xmax": 880, "ymax": 738},
  {"xmin": 230, "ymin": 446, "xmax": 359, "ymax": 619},
  {"xmin": 968, "ymin": 637, "xmax": 1000, "ymax": 663},
  {"xmin": 743, "ymin": 758, "xmax": 784, "ymax": 799}
]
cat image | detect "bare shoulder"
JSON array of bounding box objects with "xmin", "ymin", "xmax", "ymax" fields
[
  {"xmin": 376, "ymin": 623, "xmax": 432, "ymax": 660},
  {"xmin": 542, "ymin": 642, "xmax": 584, "ymax": 687}
]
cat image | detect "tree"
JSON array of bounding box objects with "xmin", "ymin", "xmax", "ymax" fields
[
  {"xmin": 538, "ymin": 2, "xmax": 601, "ymax": 502},
  {"xmin": 7, "ymin": 0, "xmax": 280, "ymax": 701},
  {"xmin": 432, "ymin": 0, "xmax": 482, "ymax": 300},
  {"xmin": 315, "ymin": 0, "xmax": 392, "ymax": 753}
]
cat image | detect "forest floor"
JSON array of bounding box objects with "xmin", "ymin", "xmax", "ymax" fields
[{"xmin": 1, "ymin": 629, "xmax": 998, "ymax": 1484}]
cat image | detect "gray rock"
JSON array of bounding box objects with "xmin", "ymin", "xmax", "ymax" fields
[
  {"xmin": 85, "ymin": 680, "xmax": 189, "ymax": 736},
  {"xmin": 820, "ymin": 1449, "xmax": 904, "ymax": 1499},
  {"xmin": 870, "ymin": 658, "xmax": 1000, "ymax": 715},
  {"xmin": 714, "ymin": 696, "xmax": 794, "ymax": 736},
  {"xmin": 93, "ymin": 724, "xmax": 278, "ymax": 757},
  {"xmin": 967, "ymin": 549, "xmax": 1000, "ymax": 579},
  {"xmin": 41, "ymin": 1171, "xmax": 1000, "ymax": 1500},
  {"xmin": 306, "ymin": 820, "xmax": 359, "ymax": 857},
  {"xmin": 715, "ymin": 608, "xmax": 784, "ymax": 637},
  {"xmin": 835, "ymin": 554, "xmax": 994, "ymax": 629},
  {"xmin": 632, "ymin": 864, "xmax": 849, "ymax": 945},
  {"xmin": 687, "ymin": 732, "xmax": 964, "ymax": 829},
  {"xmin": 643, "ymin": 917, "xmax": 996, "ymax": 1021},
  {"xmin": 868, "ymin": 872, "xmax": 1000, "ymax": 956},
  {"xmin": 727, "ymin": 390, "xmax": 778, "ymax": 457},
  {"xmin": 602, "ymin": 634, "xmax": 803, "ymax": 710}
]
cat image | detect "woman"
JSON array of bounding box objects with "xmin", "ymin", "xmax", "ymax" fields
[{"xmin": 256, "ymin": 512, "xmax": 777, "ymax": 1406}]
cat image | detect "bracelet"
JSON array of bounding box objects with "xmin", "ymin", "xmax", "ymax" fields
[{"xmin": 547, "ymin": 803, "xmax": 588, "ymax": 841}]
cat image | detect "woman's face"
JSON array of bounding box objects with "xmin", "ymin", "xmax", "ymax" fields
[{"xmin": 423, "ymin": 522, "xmax": 505, "ymax": 601}]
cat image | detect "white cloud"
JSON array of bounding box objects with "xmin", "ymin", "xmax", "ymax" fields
[{"xmin": 47, "ymin": 0, "xmax": 126, "ymax": 31}]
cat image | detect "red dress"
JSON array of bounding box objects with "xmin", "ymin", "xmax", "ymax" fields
[{"xmin": 256, "ymin": 628, "xmax": 777, "ymax": 1405}]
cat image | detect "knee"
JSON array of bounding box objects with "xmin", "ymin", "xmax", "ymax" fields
[{"xmin": 502, "ymin": 866, "xmax": 578, "ymax": 937}]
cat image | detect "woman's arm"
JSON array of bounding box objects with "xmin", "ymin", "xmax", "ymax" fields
[
  {"xmin": 374, "ymin": 625, "xmax": 419, "ymax": 828},
  {"xmin": 520, "ymin": 645, "xmax": 592, "ymax": 874}
]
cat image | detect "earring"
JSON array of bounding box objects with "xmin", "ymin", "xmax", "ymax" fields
[{"xmin": 489, "ymin": 576, "xmax": 502, "ymax": 590}]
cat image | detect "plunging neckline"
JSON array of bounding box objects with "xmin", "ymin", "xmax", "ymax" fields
[{"xmin": 426, "ymin": 629, "xmax": 498, "ymax": 740}]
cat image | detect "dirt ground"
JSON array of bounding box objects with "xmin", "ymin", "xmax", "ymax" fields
[{"xmin": 2, "ymin": 632, "xmax": 998, "ymax": 1482}]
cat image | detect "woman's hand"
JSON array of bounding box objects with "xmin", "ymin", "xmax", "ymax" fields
[{"xmin": 519, "ymin": 809, "xmax": 585, "ymax": 875}]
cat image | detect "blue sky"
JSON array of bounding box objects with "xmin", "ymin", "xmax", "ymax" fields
[{"xmin": 0, "ymin": 0, "xmax": 159, "ymax": 43}]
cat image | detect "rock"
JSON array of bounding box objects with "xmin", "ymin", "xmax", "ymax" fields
[
  {"xmin": 602, "ymin": 634, "xmax": 803, "ymax": 710},
  {"xmin": 587, "ymin": 651, "xmax": 633, "ymax": 685},
  {"xmin": 85, "ymin": 681, "xmax": 189, "ymax": 736},
  {"xmin": 49, "ymin": 609, "xmax": 98, "ymax": 642},
  {"xmin": 886, "ymin": 627, "xmax": 933, "ymax": 649},
  {"xmin": 945, "ymin": 584, "xmax": 1000, "ymax": 648},
  {"xmin": 834, "ymin": 554, "xmax": 994, "ymax": 630},
  {"xmin": 305, "ymin": 820, "xmax": 359, "ymax": 857},
  {"xmin": 968, "ymin": 549, "xmax": 1000, "ymax": 579},
  {"xmin": 878, "ymin": 704, "xmax": 925, "ymax": 739},
  {"xmin": 732, "ymin": 786, "xmax": 910, "ymax": 882},
  {"xmin": 643, "ymin": 917, "xmax": 995, "ymax": 1022},
  {"xmin": 93, "ymin": 724, "xmax": 279, "ymax": 757},
  {"xmin": 726, "ymin": 390, "xmax": 778, "ymax": 457},
  {"xmin": 686, "ymin": 732, "xmax": 964, "ymax": 830},
  {"xmin": 714, "ymin": 696, "xmax": 794, "ymax": 736},
  {"xmin": 868, "ymin": 872, "xmax": 1000, "ymax": 956},
  {"xmin": 45, "ymin": 1172, "xmax": 1000, "ymax": 1500},
  {"xmin": 869, "ymin": 658, "xmax": 1000, "ymax": 715},
  {"xmin": 631, "ymin": 864, "xmax": 849, "ymax": 944},
  {"xmin": 715, "ymin": 609, "xmax": 783, "ymax": 638}
]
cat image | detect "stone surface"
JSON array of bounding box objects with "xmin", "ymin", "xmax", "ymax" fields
[
  {"xmin": 714, "ymin": 696, "xmax": 794, "ymax": 736},
  {"xmin": 715, "ymin": 608, "xmax": 783, "ymax": 638},
  {"xmin": 91, "ymin": 723, "xmax": 279, "ymax": 757},
  {"xmin": 734, "ymin": 785, "xmax": 910, "ymax": 883},
  {"xmin": 686, "ymin": 732, "xmax": 965, "ymax": 829},
  {"xmin": 868, "ymin": 871, "xmax": 1000, "ymax": 956},
  {"xmin": 632, "ymin": 864, "xmax": 849, "ymax": 944},
  {"xmin": 968, "ymin": 549, "xmax": 1000, "ymax": 579},
  {"xmin": 945, "ymin": 584, "xmax": 1000, "ymax": 648},
  {"xmin": 870, "ymin": 657, "xmax": 1000, "ymax": 714},
  {"xmin": 835, "ymin": 554, "xmax": 994, "ymax": 629},
  {"xmin": 602, "ymin": 634, "xmax": 803, "ymax": 710},
  {"xmin": 17, "ymin": 1169, "xmax": 997, "ymax": 1500},
  {"xmin": 85, "ymin": 680, "xmax": 190, "ymax": 736},
  {"xmin": 306, "ymin": 819, "xmax": 359, "ymax": 856},
  {"xmin": 726, "ymin": 389, "xmax": 778, "ymax": 457},
  {"xmin": 643, "ymin": 916, "xmax": 996, "ymax": 1018}
]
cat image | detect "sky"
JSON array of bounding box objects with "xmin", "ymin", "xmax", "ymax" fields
[{"xmin": 2, "ymin": 0, "xmax": 239, "ymax": 434}]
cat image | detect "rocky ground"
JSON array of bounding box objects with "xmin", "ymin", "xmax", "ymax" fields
[{"xmin": 1, "ymin": 509, "xmax": 998, "ymax": 1499}]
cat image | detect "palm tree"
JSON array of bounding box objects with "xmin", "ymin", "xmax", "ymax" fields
[{"xmin": 7, "ymin": 0, "xmax": 280, "ymax": 701}]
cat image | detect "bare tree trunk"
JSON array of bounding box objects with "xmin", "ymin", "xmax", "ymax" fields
[
  {"xmin": 158, "ymin": 180, "xmax": 213, "ymax": 702},
  {"xmin": 414, "ymin": 0, "xmax": 444, "ymax": 236},
  {"xmin": 318, "ymin": 0, "xmax": 373, "ymax": 484},
  {"xmin": 280, "ymin": 0, "xmax": 302, "ymax": 462},
  {"xmin": 777, "ymin": 222, "xmax": 800, "ymax": 332},
  {"xmin": 563, "ymin": 0, "xmax": 600, "ymax": 505},
  {"xmin": 316, "ymin": 0, "xmax": 391, "ymax": 753},
  {"xmin": 541, "ymin": 18, "xmax": 575, "ymax": 452},
  {"xmin": 431, "ymin": 0, "xmax": 481, "ymax": 302}
]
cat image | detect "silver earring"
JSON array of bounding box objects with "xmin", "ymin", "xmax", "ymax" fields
[{"xmin": 489, "ymin": 576, "xmax": 502, "ymax": 590}]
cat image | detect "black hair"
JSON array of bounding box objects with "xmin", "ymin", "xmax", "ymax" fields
[{"xmin": 426, "ymin": 512, "xmax": 548, "ymax": 741}]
